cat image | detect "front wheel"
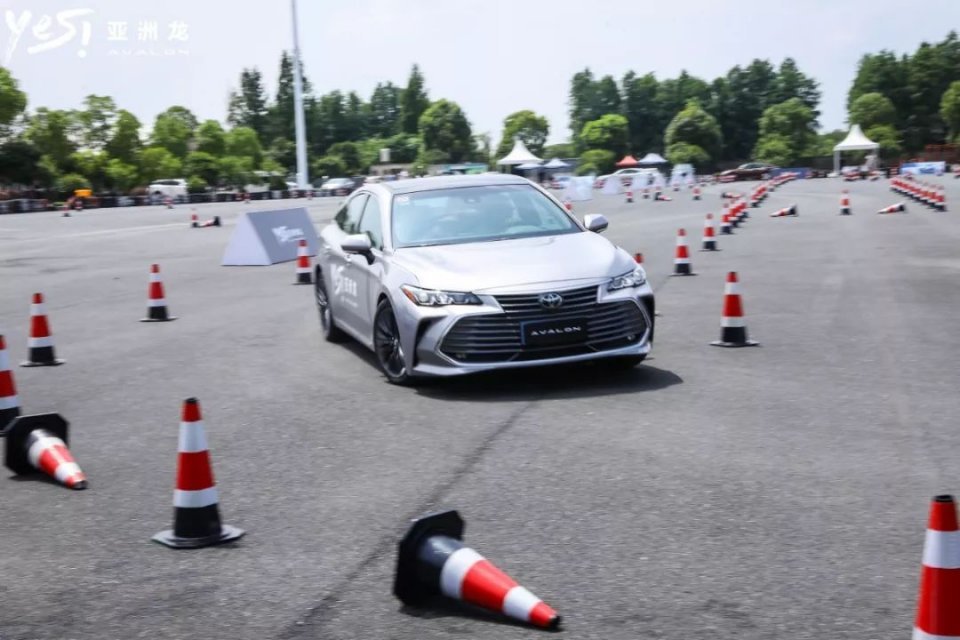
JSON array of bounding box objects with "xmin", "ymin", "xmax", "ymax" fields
[
  {"xmin": 315, "ymin": 269, "xmax": 347, "ymax": 343},
  {"xmin": 373, "ymin": 300, "xmax": 413, "ymax": 385}
]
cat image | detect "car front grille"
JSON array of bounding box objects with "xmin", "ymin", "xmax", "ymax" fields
[{"xmin": 439, "ymin": 286, "xmax": 648, "ymax": 363}]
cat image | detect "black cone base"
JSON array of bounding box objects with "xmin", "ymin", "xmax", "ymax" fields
[
  {"xmin": 671, "ymin": 264, "xmax": 696, "ymax": 276},
  {"xmin": 152, "ymin": 524, "xmax": 244, "ymax": 549},
  {"xmin": 395, "ymin": 510, "xmax": 464, "ymax": 606},
  {"xmin": 140, "ymin": 317, "xmax": 177, "ymax": 322},
  {"xmin": 294, "ymin": 274, "xmax": 313, "ymax": 285},
  {"xmin": 710, "ymin": 339, "xmax": 759, "ymax": 348},
  {"xmin": 20, "ymin": 359, "xmax": 65, "ymax": 367},
  {"xmin": 140, "ymin": 306, "xmax": 177, "ymax": 322}
]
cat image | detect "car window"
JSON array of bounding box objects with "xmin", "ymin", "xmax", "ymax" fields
[
  {"xmin": 358, "ymin": 195, "xmax": 384, "ymax": 249},
  {"xmin": 335, "ymin": 193, "xmax": 367, "ymax": 234}
]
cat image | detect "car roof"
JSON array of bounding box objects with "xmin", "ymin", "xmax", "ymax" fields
[{"xmin": 374, "ymin": 173, "xmax": 531, "ymax": 195}]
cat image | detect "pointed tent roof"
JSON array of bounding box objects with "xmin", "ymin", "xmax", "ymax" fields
[
  {"xmin": 834, "ymin": 124, "xmax": 879, "ymax": 151},
  {"xmin": 498, "ymin": 139, "xmax": 542, "ymax": 166},
  {"xmin": 638, "ymin": 152, "xmax": 667, "ymax": 165},
  {"xmin": 544, "ymin": 157, "xmax": 570, "ymax": 169},
  {"xmin": 516, "ymin": 162, "xmax": 542, "ymax": 170},
  {"xmin": 615, "ymin": 155, "xmax": 639, "ymax": 167}
]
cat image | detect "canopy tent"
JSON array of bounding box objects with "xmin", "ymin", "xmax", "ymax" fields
[
  {"xmin": 543, "ymin": 157, "xmax": 570, "ymax": 169},
  {"xmin": 833, "ymin": 124, "xmax": 879, "ymax": 174},
  {"xmin": 638, "ymin": 152, "xmax": 667, "ymax": 165},
  {"xmin": 497, "ymin": 139, "xmax": 542, "ymax": 166},
  {"xmin": 615, "ymin": 155, "xmax": 639, "ymax": 167},
  {"xmin": 515, "ymin": 162, "xmax": 542, "ymax": 171}
]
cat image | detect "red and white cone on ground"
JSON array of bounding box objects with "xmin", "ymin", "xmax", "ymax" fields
[
  {"xmin": 190, "ymin": 212, "xmax": 199, "ymax": 228},
  {"xmin": 913, "ymin": 494, "xmax": 960, "ymax": 640},
  {"xmin": 877, "ymin": 202, "xmax": 907, "ymax": 215},
  {"xmin": 164, "ymin": 196, "xmax": 173, "ymax": 209},
  {"xmin": 710, "ymin": 272, "xmax": 758, "ymax": 347},
  {"xmin": 633, "ymin": 252, "xmax": 643, "ymax": 264},
  {"xmin": 152, "ymin": 398, "xmax": 244, "ymax": 548},
  {"xmin": 141, "ymin": 264, "xmax": 177, "ymax": 322},
  {"xmin": 935, "ymin": 186, "xmax": 946, "ymax": 212},
  {"xmin": 701, "ymin": 213, "xmax": 717, "ymax": 251},
  {"xmin": 21, "ymin": 293, "xmax": 64, "ymax": 367},
  {"xmin": 625, "ymin": 190, "xmax": 633, "ymax": 203},
  {"xmin": 721, "ymin": 213, "xmax": 733, "ymax": 235},
  {"xmin": 394, "ymin": 510, "xmax": 561, "ymax": 630},
  {"xmin": 671, "ymin": 228, "xmax": 694, "ymax": 276},
  {"xmin": 197, "ymin": 215, "xmax": 221, "ymax": 228},
  {"xmin": 693, "ymin": 185, "xmax": 701, "ymax": 200},
  {"xmin": 563, "ymin": 199, "xmax": 572, "ymax": 212},
  {"xmin": 295, "ymin": 239, "xmax": 313, "ymax": 285},
  {"xmin": 0, "ymin": 334, "xmax": 20, "ymax": 432},
  {"xmin": 769, "ymin": 204, "xmax": 798, "ymax": 218},
  {"xmin": 4, "ymin": 413, "xmax": 86, "ymax": 489},
  {"xmin": 840, "ymin": 191, "xmax": 851, "ymax": 215}
]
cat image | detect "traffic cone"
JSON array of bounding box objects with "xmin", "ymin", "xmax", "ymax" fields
[
  {"xmin": 671, "ymin": 228, "xmax": 694, "ymax": 276},
  {"xmin": 140, "ymin": 264, "xmax": 177, "ymax": 322},
  {"xmin": 165, "ymin": 196, "xmax": 173, "ymax": 209},
  {"xmin": 642, "ymin": 187, "xmax": 650, "ymax": 199},
  {"xmin": 693, "ymin": 185, "xmax": 701, "ymax": 200},
  {"xmin": 190, "ymin": 212, "xmax": 198, "ymax": 228},
  {"xmin": 730, "ymin": 205, "xmax": 741, "ymax": 228},
  {"xmin": 152, "ymin": 398, "xmax": 244, "ymax": 549},
  {"xmin": 563, "ymin": 200, "xmax": 572, "ymax": 212},
  {"xmin": 4, "ymin": 413, "xmax": 86, "ymax": 489},
  {"xmin": 625, "ymin": 190, "xmax": 633, "ymax": 204},
  {"xmin": 769, "ymin": 205, "xmax": 798, "ymax": 218},
  {"xmin": 721, "ymin": 213, "xmax": 733, "ymax": 235},
  {"xmin": 0, "ymin": 334, "xmax": 20, "ymax": 432},
  {"xmin": 21, "ymin": 293, "xmax": 64, "ymax": 367},
  {"xmin": 877, "ymin": 203, "xmax": 906, "ymax": 215},
  {"xmin": 394, "ymin": 510, "xmax": 561, "ymax": 630},
  {"xmin": 62, "ymin": 200, "xmax": 71, "ymax": 217},
  {"xmin": 701, "ymin": 213, "xmax": 717, "ymax": 251},
  {"xmin": 935, "ymin": 186, "xmax": 946, "ymax": 212},
  {"xmin": 197, "ymin": 216, "xmax": 221, "ymax": 228},
  {"xmin": 633, "ymin": 252, "xmax": 643, "ymax": 264},
  {"xmin": 840, "ymin": 191, "xmax": 851, "ymax": 215},
  {"xmin": 710, "ymin": 272, "xmax": 758, "ymax": 347},
  {"xmin": 913, "ymin": 494, "xmax": 960, "ymax": 640},
  {"xmin": 295, "ymin": 239, "xmax": 312, "ymax": 285}
]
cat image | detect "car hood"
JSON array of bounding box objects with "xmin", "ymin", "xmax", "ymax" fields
[{"xmin": 389, "ymin": 232, "xmax": 634, "ymax": 293}]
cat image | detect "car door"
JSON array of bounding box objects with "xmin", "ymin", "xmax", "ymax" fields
[
  {"xmin": 325, "ymin": 192, "xmax": 368, "ymax": 335},
  {"xmin": 346, "ymin": 193, "xmax": 387, "ymax": 339}
]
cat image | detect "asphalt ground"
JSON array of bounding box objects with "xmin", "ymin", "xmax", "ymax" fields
[{"xmin": 1, "ymin": 177, "xmax": 959, "ymax": 640}]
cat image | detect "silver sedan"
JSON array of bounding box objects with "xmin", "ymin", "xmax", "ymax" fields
[{"xmin": 314, "ymin": 174, "xmax": 655, "ymax": 384}]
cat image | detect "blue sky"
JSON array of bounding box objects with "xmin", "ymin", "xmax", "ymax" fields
[{"xmin": 4, "ymin": 0, "xmax": 959, "ymax": 147}]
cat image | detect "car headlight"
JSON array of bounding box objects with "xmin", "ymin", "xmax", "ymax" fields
[
  {"xmin": 607, "ymin": 266, "xmax": 647, "ymax": 291},
  {"xmin": 401, "ymin": 285, "xmax": 482, "ymax": 306}
]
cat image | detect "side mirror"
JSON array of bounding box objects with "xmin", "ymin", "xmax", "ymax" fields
[
  {"xmin": 583, "ymin": 214, "xmax": 608, "ymax": 233},
  {"xmin": 341, "ymin": 233, "xmax": 374, "ymax": 264}
]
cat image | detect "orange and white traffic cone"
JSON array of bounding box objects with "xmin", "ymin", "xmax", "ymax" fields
[
  {"xmin": 164, "ymin": 196, "xmax": 173, "ymax": 209},
  {"xmin": 710, "ymin": 272, "xmax": 758, "ymax": 347},
  {"xmin": 152, "ymin": 398, "xmax": 244, "ymax": 548},
  {"xmin": 625, "ymin": 190, "xmax": 633, "ymax": 203},
  {"xmin": 21, "ymin": 293, "xmax": 64, "ymax": 367},
  {"xmin": 563, "ymin": 200, "xmax": 572, "ymax": 212},
  {"xmin": 197, "ymin": 216, "xmax": 221, "ymax": 228},
  {"xmin": 4, "ymin": 413, "xmax": 86, "ymax": 489},
  {"xmin": 693, "ymin": 185, "xmax": 701, "ymax": 200},
  {"xmin": 721, "ymin": 213, "xmax": 733, "ymax": 235},
  {"xmin": 913, "ymin": 494, "xmax": 960, "ymax": 640},
  {"xmin": 935, "ymin": 186, "xmax": 946, "ymax": 212},
  {"xmin": 394, "ymin": 510, "xmax": 561, "ymax": 630},
  {"xmin": 141, "ymin": 264, "xmax": 177, "ymax": 322},
  {"xmin": 701, "ymin": 213, "xmax": 717, "ymax": 251},
  {"xmin": 295, "ymin": 239, "xmax": 312, "ymax": 285},
  {"xmin": 0, "ymin": 334, "xmax": 20, "ymax": 432},
  {"xmin": 877, "ymin": 202, "xmax": 907, "ymax": 215},
  {"xmin": 769, "ymin": 205, "xmax": 798, "ymax": 218},
  {"xmin": 840, "ymin": 191, "xmax": 851, "ymax": 215},
  {"xmin": 190, "ymin": 212, "xmax": 199, "ymax": 227},
  {"xmin": 633, "ymin": 252, "xmax": 643, "ymax": 264},
  {"xmin": 671, "ymin": 228, "xmax": 694, "ymax": 276}
]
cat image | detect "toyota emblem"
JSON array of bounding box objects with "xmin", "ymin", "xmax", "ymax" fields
[{"xmin": 538, "ymin": 292, "xmax": 564, "ymax": 309}]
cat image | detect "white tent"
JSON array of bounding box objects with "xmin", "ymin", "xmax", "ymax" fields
[
  {"xmin": 498, "ymin": 139, "xmax": 542, "ymax": 166},
  {"xmin": 833, "ymin": 124, "xmax": 879, "ymax": 174},
  {"xmin": 544, "ymin": 158, "xmax": 570, "ymax": 169},
  {"xmin": 638, "ymin": 152, "xmax": 667, "ymax": 165},
  {"xmin": 516, "ymin": 162, "xmax": 542, "ymax": 171}
]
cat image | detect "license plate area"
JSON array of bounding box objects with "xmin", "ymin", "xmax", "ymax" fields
[{"xmin": 521, "ymin": 317, "xmax": 588, "ymax": 347}]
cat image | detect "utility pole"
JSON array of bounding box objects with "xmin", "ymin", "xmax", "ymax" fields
[{"xmin": 291, "ymin": 0, "xmax": 309, "ymax": 190}]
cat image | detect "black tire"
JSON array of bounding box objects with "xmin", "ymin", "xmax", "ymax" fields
[
  {"xmin": 604, "ymin": 355, "xmax": 646, "ymax": 371},
  {"xmin": 315, "ymin": 268, "xmax": 347, "ymax": 343},
  {"xmin": 373, "ymin": 299, "xmax": 413, "ymax": 385}
]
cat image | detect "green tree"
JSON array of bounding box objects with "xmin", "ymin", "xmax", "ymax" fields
[
  {"xmin": 580, "ymin": 114, "xmax": 630, "ymax": 156},
  {"xmin": 184, "ymin": 151, "xmax": 220, "ymax": 185},
  {"xmin": 327, "ymin": 141, "xmax": 363, "ymax": 173},
  {"xmin": 267, "ymin": 137, "xmax": 295, "ymax": 171},
  {"xmin": 622, "ymin": 71, "xmax": 660, "ymax": 154},
  {"xmin": 267, "ymin": 51, "xmax": 311, "ymax": 143},
  {"xmin": 849, "ymin": 92, "xmax": 897, "ymax": 130},
  {"xmin": 195, "ymin": 120, "xmax": 226, "ymax": 156},
  {"xmin": 568, "ymin": 68, "xmax": 606, "ymax": 143},
  {"xmin": 0, "ymin": 138, "xmax": 40, "ymax": 184},
  {"xmin": 312, "ymin": 155, "xmax": 347, "ymax": 179},
  {"xmin": 69, "ymin": 150, "xmax": 109, "ymax": 190},
  {"xmin": 217, "ymin": 155, "xmax": 253, "ymax": 187},
  {"xmin": 139, "ymin": 146, "xmax": 182, "ymax": 184},
  {"xmin": 0, "ymin": 67, "xmax": 27, "ymax": 126},
  {"xmin": 150, "ymin": 107, "xmax": 197, "ymax": 158},
  {"xmin": 865, "ymin": 124, "xmax": 902, "ymax": 158},
  {"xmin": 384, "ymin": 133, "xmax": 420, "ymax": 163},
  {"xmin": 368, "ymin": 82, "xmax": 401, "ymax": 137},
  {"xmin": 224, "ymin": 126, "xmax": 263, "ymax": 167},
  {"xmin": 595, "ymin": 75, "xmax": 621, "ymax": 114},
  {"xmin": 309, "ymin": 90, "xmax": 347, "ymax": 155},
  {"xmin": 77, "ymin": 95, "xmax": 117, "ymax": 150},
  {"xmin": 227, "ymin": 68, "xmax": 269, "ymax": 140},
  {"xmin": 399, "ymin": 64, "xmax": 429, "ymax": 135},
  {"xmin": 35, "ymin": 155, "xmax": 59, "ymax": 188},
  {"xmin": 105, "ymin": 158, "xmax": 138, "ymax": 192},
  {"xmin": 940, "ymin": 80, "xmax": 960, "ymax": 141},
  {"xmin": 664, "ymin": 99, "xmax": 722, "ymax": 162},
  {"xmin": 847, "ymin": 50, "xmax": 910, "ymax": 117},
  {"xmin": 578, "ymin": 149, "xmax": 615, "ymax": 174},
  {"xmin": 575, "ymin": 162, "xmax": 598, "ymax": 176},
  {"xmin": 753, "ymin": 135, "xmax": 794, "ymax": 166},
  {"xmin": 666, "ymin": 142, "xmax": 710, "ymax": 166},
  {"xmin": 495, "ymin": 110, "xmax": 549, "ymax": 158},
  {"xmin": 769, "ymin": 58, "xmax": 821, "ymax": 119},
  {"xmin": 105, "ymin": 110, "xmax": 141, "ymax": 165},
  {"xmin": 186, "ymin": 175, "xmax": 208, "ymax": 193},
  {"xmin": 654, "ymin": 71, "xmax": 711, "ymax": 140},
  {"xmin": 753, "ymin": 98, "xmax": 818, "ymax": 163},
  {"xmin": 57, "ymin": 172, "xmax": 90, "ymax": 195},
  {"xmin": 720, "ymin": 60, "xmax": 778, "ymax": 159},
  {"xmin": 813, "ymin": 129, "xmax": 846, "ymax": 156},
  {"xmin": 344, "ymin": 91, "xmax": 368, "ymax": 141},
  {"xmin": 418, "ymin": 99, "xmax": 473, "ymax": 162},
  {"xmin": 26, "ymin": 108, "xmax": 76, "ymax": 168},
  {"xmin": 543, "ymin": 142, "xmax": 575, "ymax": 159}
]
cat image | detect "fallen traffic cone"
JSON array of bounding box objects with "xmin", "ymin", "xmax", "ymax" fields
[
  {"xmin": 877, "ymin": 203, "xmax": 906, "ymax": 215},
  {"xmin": 152, "ymin": 398, "xmax": 244, "ymax": 549},
  {"xmin": 914, "ymin": 494, "xmax": 960, "ymax": 640},
  {"xmin": 0, "ymin": 334, "xmax": 20, "ymax": 432},
  {"xmin": 671, "ymin": 228, "xmax": 695, "ymax": 276},
  {"xmin": 840, "ymin": 191, "xmax": 851, "ymax": 215},
  {"xmin": 655, "ymin": 192, "xmax": 672, "ymax": 202},
  {"xmin": 625, "ymin": 190, "xmax": 633, "ymax": 203},
  {"xmin": 4, "ymin": 413, "xmax": 86, "ymax": 489},
  {"xmin": 295, "ymin": 239, "xmax": 313, "ymax": 285},
  {"xmin": 21, "ymin": 293, "xmax": 64, "ymax": 367},
  {"xmin": 197, "ymin": 215, "xmax": 221, "ymax": 228},
  {"xmin": 394, "ymin": 510, "xmax": 561, "ymax": 630},
  {"xmin": 563, "ymin": 200, "xmax": 572, "ymax": 212},
  {"xmin": 710, "ymin": 272, "xmax": 758, "ymax": 347},
  {"xmin": 140, "ymin": 264, "xmax": 177, "ymax": 322},
  {"xmin": 769, "ymin": 205, "xmax": 798, "ymax": 218},
  {"xmin": 701, "ymin": 213, "xmax": 717, "ymax": 251}
]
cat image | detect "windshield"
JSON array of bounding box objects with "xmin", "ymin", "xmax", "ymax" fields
[{"xmin": 391, "ymin": 184, "xmax": 580, "ymax": 248}]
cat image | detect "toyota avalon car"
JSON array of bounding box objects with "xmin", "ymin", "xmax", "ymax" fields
[{"xmin": 314, "ymin": 174, "xmax": 654, "ymax": 384}]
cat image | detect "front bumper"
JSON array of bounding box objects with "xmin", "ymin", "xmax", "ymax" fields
[{"xmin": 394, "ymin": 282, "xmax": 655, "ymax": 378}]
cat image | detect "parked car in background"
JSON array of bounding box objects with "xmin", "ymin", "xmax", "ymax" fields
[
  {"xmin": 319, "ymin": 177, "xmax": 357, "ymax": 196},
  {"xmin": 719, "ymin": 162, "xmax": 777, "ymax": 181},
  {"xmin": 148, "ymin": 179, "xmax": 188, "ymax": 199},
  {"xmin": 594, "ymin": 168, "xmax": 658, "ymax": 189}
]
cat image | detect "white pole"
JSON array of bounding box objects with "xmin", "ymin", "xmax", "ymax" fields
[{"xmin": 291, "ymin": 0, "xmax": 309, "ymax": 190}]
